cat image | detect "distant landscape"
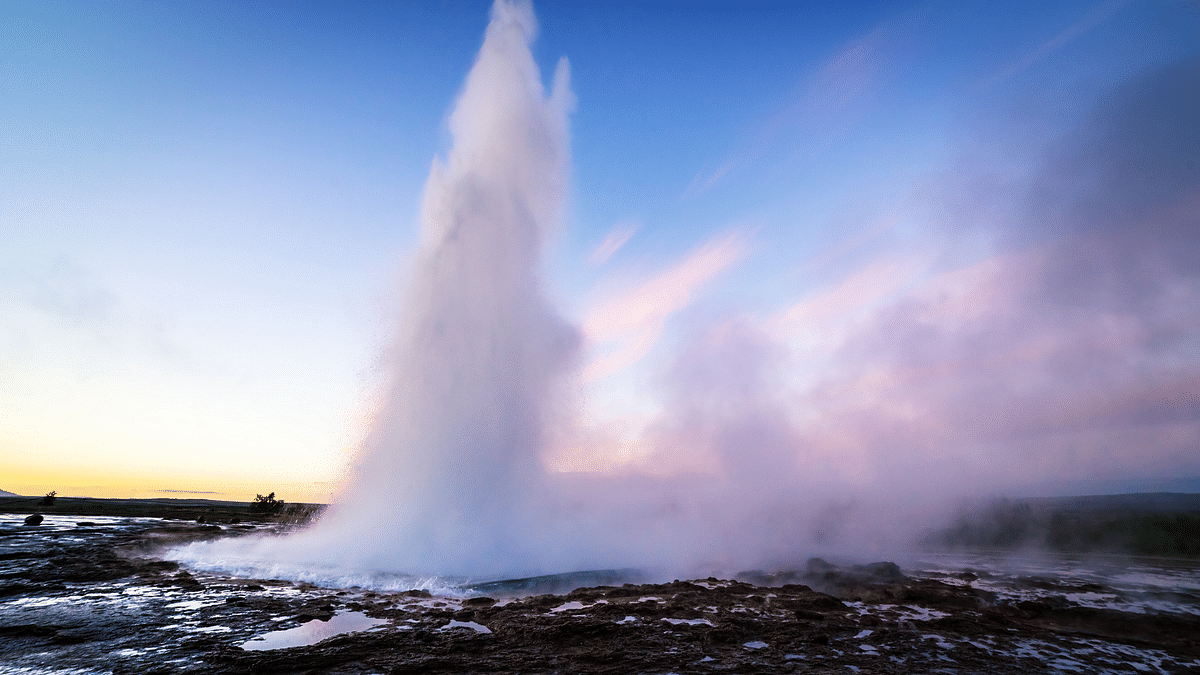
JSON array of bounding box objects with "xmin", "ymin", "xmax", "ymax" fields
[
  {"xmin": 0, "ymin": 493, "xmax": 325, "ymax": 525},
  {"xmin": 927, "ymin": 492, "xmax": 1200, "ymax": 557},
  {"xmin": 4, "ymin": 489, "xmax": 1198, "ymax": 558}
]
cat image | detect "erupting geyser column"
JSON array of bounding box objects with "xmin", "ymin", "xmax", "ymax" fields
[{"xmin": 301, "ymin": 0, "xmax": 578, "ymax": 576}]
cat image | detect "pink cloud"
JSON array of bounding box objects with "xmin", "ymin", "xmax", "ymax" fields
[
  {"xmin": 580, "ymin": 232, "xmax": 747, "ymax": 383},
  {"xmin": 586, "ymin": 221, "xmax": 638, "ymax": 267}
]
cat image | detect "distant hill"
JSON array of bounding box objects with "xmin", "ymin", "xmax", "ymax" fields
[
  {"xmin": 1027, "ymin": 492, "xmax": 1200, "ymax": 513},
  {"xmin": 927, "ymin": 492, "xmax": 1200, "ymax": 556},
  {"xmin": 0, "ymin": 489, "xmax": 19, "ymax": 497}
]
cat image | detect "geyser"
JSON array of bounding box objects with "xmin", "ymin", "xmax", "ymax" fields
[
  {"xmin": 171, "ymin": 0, "xmax": 924, "ymax": 585},
  {"xmin": 290, "ymin": 0, "xmax": 578, "ymax": 576}
]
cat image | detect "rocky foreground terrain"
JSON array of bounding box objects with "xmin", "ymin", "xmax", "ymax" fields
[{"xmin": 3, "ymin": 513, "xmax": 1200, "ymax": 674}]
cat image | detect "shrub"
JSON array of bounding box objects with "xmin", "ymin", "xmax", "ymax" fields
[
  {"xmin": 38, "ymin": 491, "xmax": 56, "ymax": 506},
  {"xmin": 250, "ymin": 492, "xmax": 285, "ymax": 514}
]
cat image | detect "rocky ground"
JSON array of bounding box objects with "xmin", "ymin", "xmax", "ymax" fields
[{"xmin": 3, "ymin": 514, "xmax": 1200, "ymax": 674}]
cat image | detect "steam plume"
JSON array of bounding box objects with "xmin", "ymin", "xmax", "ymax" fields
[{"xmin": 294, "ymin": 0, "xmax": 578, "ymax": 576}]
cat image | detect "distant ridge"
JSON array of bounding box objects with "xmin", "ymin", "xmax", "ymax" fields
[
  {"xmin": 1027, "ymin": 492, "xmax": 1200, "ymax": 513},
  {"xmin": 930, "ymin": 491, "xmax": 1200, "ymax": 555},
  {"xmin": 0, "ymin": 489, "xmax": 19, "ymax": 497}
]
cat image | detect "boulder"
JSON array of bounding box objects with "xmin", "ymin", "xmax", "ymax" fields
[{"xmin": 24, "ymin": 514, "xmax": 44, "ymax": 526}]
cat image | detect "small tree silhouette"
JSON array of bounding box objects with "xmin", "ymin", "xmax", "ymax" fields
[
  {"xmin": 38, "ymin": 491, "xmax": 57, "ymax": 506},
  {"xmin": 250, "ymin": 492, "xmax": 284, "ymax": 514}
]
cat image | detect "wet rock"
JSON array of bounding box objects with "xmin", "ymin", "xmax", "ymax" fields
[
  {"xmin": 23, "ymin": 514, "xmax": 43, "ymax": 526},
  {"xmin": 861, "ymin": 561, "xmax": 903, "ymax": 579},
  {"xmin": 169, "ymin": 571, "xmax": 204, "ymax": 591}
]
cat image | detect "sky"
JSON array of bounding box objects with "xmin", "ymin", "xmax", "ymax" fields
[{"xmin": 2, "ymin": 0, "xmax": 1198, "ymax": 504}]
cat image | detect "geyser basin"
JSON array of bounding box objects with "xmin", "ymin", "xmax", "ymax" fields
[{"xmin": 5, "ymin": 517, "xmax": 1200, "ymax": 674}]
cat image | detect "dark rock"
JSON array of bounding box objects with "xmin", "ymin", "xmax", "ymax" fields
[
  {"xmin": 806, "ymin": 557, "xmax": 837, "ymax": 575},
  {"xmin": 862, "ymin": 561, "xmax": 903, "ymax": 580},
  {"xmin": 23, "ymin": 514, "xmax": 43, "ymax": 526}
]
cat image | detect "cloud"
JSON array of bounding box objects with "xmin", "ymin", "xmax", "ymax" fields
[
  {"xmin": 979, "ymin": 0, "xmax": 1133, "ymax": 91},
  {"xmin": 770, "ymin": 256, "xmax": 926, "ymax": 339},
  {"xmin": 0, "ymin": 258, "xmax": 191, "ymax": 369},
  {"xmin": 581, "ymin": 232, "xmax": 747, "ymax": 382},
  {"xmin": 802, "ymin": 27, "xmax": 888, "ymax": 115},
  {"xmin": 586, "ymin": 221, "xmax": 638, "ymax": 267},
  {"xmin": 682, "ymin": 25, "xmax": 891, "ymax": 199}
]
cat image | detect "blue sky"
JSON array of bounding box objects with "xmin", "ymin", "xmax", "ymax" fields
[{"xmin": 2, "ymin": 0, "xmax": 1198, "ymax": 501}]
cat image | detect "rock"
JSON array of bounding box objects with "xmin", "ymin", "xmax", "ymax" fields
[
  {"xmin": 806, "ymin": 557, "xmax": 837, "ymax": 575},
  {"xmin": 862, "ymin": 561, "xmax": 903, "ymax": 580},
  {"xmin": 24, "ymin": 514, "xmax": 43, "ymax": 526}
]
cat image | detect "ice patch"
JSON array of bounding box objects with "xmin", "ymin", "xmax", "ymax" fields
[
  {"xmin": 442, "ymin": 620, "xmax": 491, "ymax": 634},
  {"xmin": 240, "ymin": 611, "xmax": 387, "ymax": 651},
  {"xmin": 549, "ymin": 601, "xmax": 586, "ymax": 612},
  {"xmin": 661, "ymin": 618, "xmax": 714, "ymax": 626},
  {"xmin": 743, "ymin": 641, "xmax": 768, "ymax": 649}
]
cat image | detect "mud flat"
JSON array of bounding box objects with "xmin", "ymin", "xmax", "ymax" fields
[{"xmin": 2, "ymin": 513, "xmax": 1200, "ymax": 674}]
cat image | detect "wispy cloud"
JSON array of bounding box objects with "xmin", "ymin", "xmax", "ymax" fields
[
  {"xmin": 682, "ymin": 25, "xmax": 891, "ymax": 199},
  {"xmin": 581, "ymin": 232, "xmax": 748, "ymax": 382},
  {"xmin": 977, "ymin": 0, "xmax": 1132, "ymax": 91},
  {"xmin": 586, "ymin": 221, "xmax": 639, "ymax": 267},
  {"xmin": 801, "ymin": 27, "xmax": 887, "ymax": 115}
]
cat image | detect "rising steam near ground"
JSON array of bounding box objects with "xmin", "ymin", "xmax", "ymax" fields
[{"xmin": 171, "ymin": 1, "xmax": 1200, "ymax": 583}]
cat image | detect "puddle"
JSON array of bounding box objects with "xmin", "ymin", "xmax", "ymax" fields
[{"xmin": 240, "ymin": 611, "xmax": 388, "ymax": 651}]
